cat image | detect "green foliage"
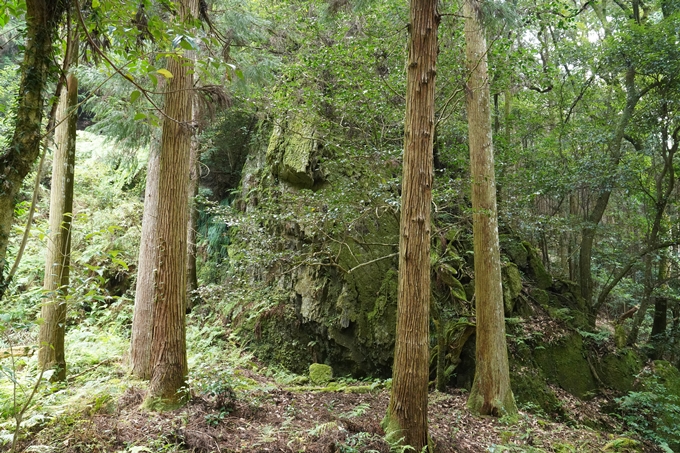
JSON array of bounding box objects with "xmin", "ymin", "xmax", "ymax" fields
[{"xmin": 616, "ymin": 364, "xmax": 680, "ymax": 450}]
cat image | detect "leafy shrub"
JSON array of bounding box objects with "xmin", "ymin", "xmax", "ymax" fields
[{"xmin": 616, "ymin": 362, "xmax": 680, "ymax": 451}]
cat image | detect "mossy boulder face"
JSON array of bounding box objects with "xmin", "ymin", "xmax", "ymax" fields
[
  {"xmin": 266, "ymin": 118, "xmax": 326, "ymax": 188},
  {"xmin": 252, "ymin": 304, "xmax": 319, "ymax": 374},
  {"xmin": 594, "ymin": 348, "xmax": 643, "ymax": 392},
  {"xmin": 502, "ymin": 262, "xmax": 522, "ymax": 315},
  {"xmin": 510, "ymin": 364, "xmax": 563, "ymax": 416},
  {"xmin": 500, "ymin": 234, "xmax": 529, "ymax": 268},
  {"xmin": 309, "ymin": 363, "xmax": 333, "ymax": 385},
  {"xmin": 257, "ymin": 212, "xmax": 400, "ymax": 377},
  {"xmin": 533, "ymin": 332, "xmax": 597, "ymax": 398}
]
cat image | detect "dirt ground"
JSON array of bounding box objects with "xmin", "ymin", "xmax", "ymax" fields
[{"xmin": 19, "ymin": 370, "xmax": 663, "ymax": 453}]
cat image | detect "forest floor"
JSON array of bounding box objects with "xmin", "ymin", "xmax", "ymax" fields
[{"xmin": 11, "ymin": 354, "xmax": 663, "ymax": 453}]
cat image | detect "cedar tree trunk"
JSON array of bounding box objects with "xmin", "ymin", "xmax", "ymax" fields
[
  {"xmin": 145, "ymin": 0, "xmax": 197, "ymax": 405},
  {"xmin": 383, "ymin": 0, "xmax": 438, "ymax": 450},
  {"xmin": 464, "ymin": 0, "xmax": 517, "ymax": 417},
  {"xmin": 38, "ymin": 70, "xmax": 77, "ymax": 381}
]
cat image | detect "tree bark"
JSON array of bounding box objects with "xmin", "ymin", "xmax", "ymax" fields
[
  {"xmin": 38, "ymin": 69, "xmax": 77, "ymax": 382},
  {"xmin": 383, "ymin": 0, "xmax": 438, "ymax": 450},
  {"xmin": 131, "ymin": 128, "xmax": 162, "ymax": 380},
  {"xmin": 186, "ymin": 96, "xmax": 200, "ymax": 307},
  {"xmin": 464, "ymin": 0, "xmax": 517, "ymax": 417},
  {"xmin": 145, "ymin": 0, "xmax": 197, "ymax": 405},
  {"xmin": 0, "ymin": 1, "xmax": 65, "ymax": 294}
]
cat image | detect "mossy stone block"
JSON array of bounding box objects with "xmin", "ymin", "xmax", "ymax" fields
[
  {"xmin": 533, "ymin": 332, "xmax": 597, "ymax": 398},
  {"xmin": 510, "ymin": 365, "xmax": 562, "ymax": 416},
  {"xmin": 500, "ymin": 235, "xmax": 529, "ymax": 268},
  {"xmin": 596, "ymin": 348, "xmax": 643, "ymax": 392},
  {"xmin": 309, "ymin": 363, "xmax": 333, "ymax": 385}
]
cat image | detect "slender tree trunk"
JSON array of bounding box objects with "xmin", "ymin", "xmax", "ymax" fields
[
  {"xmin": 583, "ymin": 67, "xmax": 644, "ymax": 320},
  {"xmin": 131, "ymin": 128, "xmax": 162, "ymax": 380},
  {"xmin": 464, "ymin": 0, "xmax": 517, "ymax": 417},
  {"xmin": 651, "ymin": 255, "xmax": 669, "ymax": 341},
  {"xmin": 628, "ymin": 137, "xmax": 675, "ymax": 345},
  {"xmin": 38, "ymin": 68, "xmax": 77, "ymax": 381},
  {"xmin": 145, "ymin": 0, "xmax": 197, "ymax": 405},
  {"xmin": 0, "ymin": 1, "xmax": 64, "ymax": 294},
  {"xmin": 383, "ymin": 0, "xmax": 438, "ymax": 450},
  {"xmin": 186, "ymin": 99, "xmax": 200, "ymax": 307}
]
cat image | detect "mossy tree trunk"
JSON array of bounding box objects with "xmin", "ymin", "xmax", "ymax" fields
[
  {"xmin": 464, "ymin": 0, "xmax": 517, "ymax": 417},
  {"xmin": 0, "ymin": 0, "xmax": 65, "ymax": 296},
  {"xmin": 384, "ymin": 0, "xmax": 438, "ymax": 450},
  {"xmin": 145, "ymin": 0, "xmax": 197, "ymax": 405},
  {"xmin": 38, "ymin": 46, "xmax": 78, "ymax": 382}
]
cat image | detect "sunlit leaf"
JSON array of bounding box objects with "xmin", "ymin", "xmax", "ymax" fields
[{"xmin": 157, "ymin": 68, "xmax": 173, "ymax": 79}]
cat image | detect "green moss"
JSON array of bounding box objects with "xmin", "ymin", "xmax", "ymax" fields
[
  {"xmin": 500, "ymin": 235, "xmax": 529, "ymax": 268},
  {"xmin": 533, "ymin": 332, "xmax": 597, "ymax": 398},
  {"xmin": 532, "ymin": 288, "xmax": 550, "ymax": 308},
  {"xmin": 266, "ymin": 118, "xmax": 322, "ymax": 188},
  {"xmin": 309, "ymin": 363, "xmax": 333, "ymax": 385},
  {"xmin": 381, "ymin": 411, "xmax": 404, "ymax": 445},
  {"xmin": 614, "ymin": 324, "xmax": 627, "ymax": 349},
  {"xmin": 650, "ymin": 360, "xmax": 680, "ymax": 395},
  {"xmin": 510, "ymin": 365, "xmax": 562, "ymax": 416},
  {"xmin": 602, "ymin": 437, "xmax": 642, "ymax": 452},
  {"xmin": 502, "ymin": 263, "xmax": 522, "ymax": 314},
  {"xmin": 438, "ymin": 263, "xmax": 467, "ymax": 301},
  {"xmin": 251, "ymin": 304, "xmax": 317, "ymax": 374},
  {"xmin": 595, "ymin": 348, "xmax": 643, "ymax": 392}
]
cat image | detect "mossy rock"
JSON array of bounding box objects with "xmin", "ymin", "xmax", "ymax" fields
[
  {"xmin": 266, "ymin": 118, "xmax": 325, "ymax": 188},
  {"xmin": 595, "ymin": 348, "xmax": 643, "ymax": 392},
  {"xmin": 502, "ymin": 263, "xmax": 522, "ymax": 315},
  {"xmin": 533, "ymin": 332, "xmax": 597, "ymax": 398},
  {"xmin": 602, "ymin": 437, "xmax": 642, "ymax": 452},
  {"xmin": 500, "ymin": 235, "xmax": 529, "ymax": 268},
  {"xmin": 652, "ymin": 360, "xmax": 680, "ymax": 395},
  {"xmin": 510, "ymin": 365, "xmax": 562, "ymax": 416},
  {"xmin": 250, "ymin": 304, "xmax": 317, "ymax": 375},
  {"xmin": 532, "ymin": 288, "xmax": 550, "ymax": 308},
  {"xmin": 309, "ymin": 363, "xmax": 333, "ymax": 385}
]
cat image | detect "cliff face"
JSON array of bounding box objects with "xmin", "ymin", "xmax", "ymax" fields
[{"xmin": 217, "ymin": 116, "xmax": 645, "ymax": 413}]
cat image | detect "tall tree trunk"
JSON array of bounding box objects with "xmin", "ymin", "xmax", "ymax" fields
[
  {"xmin": 464, "ymin": 0, "xmax": 517, "ymax": 417},
  {"xmin": 383, "ymin": 0, "xmax": 438, "ymax": 450},
  {"xmin": 145, "ymin": 0, "xmax": 197, "ymax": 405},
  {"xmin": 38, "ymin": 67, "xmax": 77, "ymax": 381},
  {"xmin": 131, "ymin": 127, "xmax": 162, "ymax": 380},
  {"xmin": 0, "ymin": 1, "xmax": 64, "ymax": 295}
]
